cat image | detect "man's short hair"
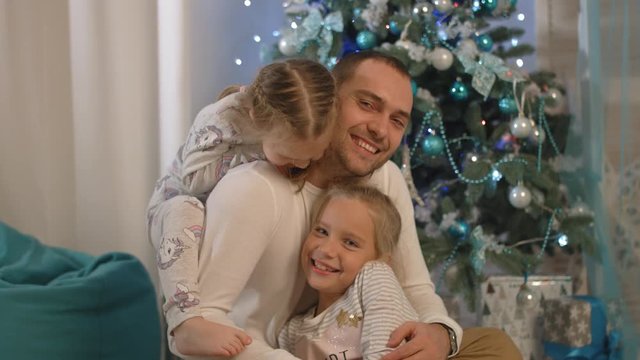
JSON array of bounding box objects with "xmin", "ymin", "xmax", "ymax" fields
[{"xmin": 331, "ymin": 51, "xmax": 411, "ymax": 87}]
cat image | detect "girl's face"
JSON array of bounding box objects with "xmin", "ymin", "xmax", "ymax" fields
[
  {"xmin": 262, "ymin": 132, "xmax": 330, "ymax": 169},
  {"xmin": 300, "ymin": 197, "xmax": 379, "ymax": 308}
]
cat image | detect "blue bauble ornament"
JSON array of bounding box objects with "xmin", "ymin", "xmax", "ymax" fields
[
  {"xmin": 480, "ymin": 0, "xmax": 498, "ymax": 12},
  {"xmin": 475, "ymin": 34, "xmax": 494, "ymax": 52},
  {"xmin": 448, "ymin": 219, "xmax": 470, "ymax": 240},
  {"xmin": 356, "ymin": 30, "xmax": 377, "ymax": 50},
  {"xmin": 421, "ymin": 135, "xmax": 445, "ymax": 156},
  {"xmin": 495, "ymin": 133, "xmax": 516, "ymax": 151},
  {"xmin": 498, "ymin": 97, "xmax": 518, "ymax": 114},
  {"xmin": 411, "ymin": 79, "xmax": 418, "ymax": 96},
  {"xmin": 389, "ymin": 20, "xmax": 402, "ymax": 35},
  {"xmin": 449, "ymin": 80, "xmax": 469, "ymax": 101},
  {"xmin": 341, "ymin": 36, "xmax": 358, "ymax": 57}
]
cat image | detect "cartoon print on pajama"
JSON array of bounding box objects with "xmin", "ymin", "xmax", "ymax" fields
[
  {"xmin": 170, "ymin": 283, "xmax": 200, "ymax": 312},
  {"xmin": 157, "ymin": 237, "xmax": 189, "ymax": 270},
  {"xmin": 190, "ymin": 125, "xmax": 224, "ymax": 151}
]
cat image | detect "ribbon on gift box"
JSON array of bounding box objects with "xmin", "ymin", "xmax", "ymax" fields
[{"xmin": 543, "ymin": 296, "xmax": 623, "ymax": 360}]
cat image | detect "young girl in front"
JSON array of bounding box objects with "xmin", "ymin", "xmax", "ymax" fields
[
  {"xmin": 146, "ymin": 58, "xmax": 336, "ymax": 358},
  {"xmin": 278, "ymin": 184, "xmax": 420, "ymax": 360}
]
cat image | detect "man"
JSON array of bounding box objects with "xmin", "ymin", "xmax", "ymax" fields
[{"xmin": 176, "ymin": 52, "xmax": 521, "ymax": 359}]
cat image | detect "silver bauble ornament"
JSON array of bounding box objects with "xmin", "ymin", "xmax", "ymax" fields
[
  {"xmin": 516, "ymin": 284, "xmax": 538, "ymax": 309},
  {"xmin": 278, "ymin": 37, "xmax": 298, "ymax": 56},
  {"xmin": 412, "ymin": 2, "xmax": 435, "ymax": 16},
  {"xmin": 433, "ymin": 0, "xmax": 454, "ymax": 12},
  {"xmin": 509, "ymin": 115, "xmax": 533, "ymax": 138},
  {"xmin": 529, "ymin": 126, "xmax": 546, "ymax": 144},
  {"xmin": 457, "ymin": 38, "xmax": 479, "ymax": 58},
  {"xmin": 431, "ymin": 47, "xmax": 454, "ymax": 71},
  {"xmin": 544, "ymin": 88, "xmax": 565, "ymax": 114},
  {"xmin": 509, "ymin": 183, "xmax": 532, "ymax": 208}
]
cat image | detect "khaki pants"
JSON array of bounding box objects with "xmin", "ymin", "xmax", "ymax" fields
[{"xmin": 455, "ymin": 328, "xmax": 522, "ymax": 360}]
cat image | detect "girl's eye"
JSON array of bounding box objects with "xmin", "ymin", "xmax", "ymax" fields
[
  {"xmin": 314, "ymin": 226, "xmax": 328, "ymax": 236},
  {"xmin": 344, "ymin": 239, "xmax": 359, "ymax": 248}
]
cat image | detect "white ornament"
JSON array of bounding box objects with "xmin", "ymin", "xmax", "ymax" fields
[
  {"xmin": 457, "ymin": 38, "xmax": 479, "ymax": 58},
  {"xmin": 412, "ymin": 2, "xmax": 435, "ymax": 16},
  {"xmin": 416, "ymin": 87, "xmax": 436, "ymax": 103},
  {"xmin": 362, "ymin": 0, "xmax": 389, "ymax": 31},
  {"xmin": 431, "ymin": 47, "xmax": 454, "ymax": 71},
  {"xmin": 529, "ymin": 126, "xmax": 546, "ymax": 144},
  {"xmin": 544, "ymin": 88, "xmax": 565, "ymax": 114},
  {"xmin": 278, "ymin": 37, "xmax": 298, "ymax": 56},
  {"xmin": 509, "ymin": 183, "xmax": 532, "ymax": 208},
  {"xmin": 516, "ymin": 284, "xmax": 539, "ymax": 309},
  {"xmin": 510, "ymin": 115, "xmax": 533, "ymax": 138},
  {"xmin": 433, "ymin": 0, "xmax": 453, "ymax": 12},
  {"xmin": 524, "ymin": 82, "xmax": 542, "ymax": 98}
]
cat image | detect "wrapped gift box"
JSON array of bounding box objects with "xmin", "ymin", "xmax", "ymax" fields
[
  {"xmin": 542, "ymin": 296, "xmax": 623, "ymax": 359},
  {"xmin": 480, "ymin": 275, "xmax": 572, "ymax": 360}
]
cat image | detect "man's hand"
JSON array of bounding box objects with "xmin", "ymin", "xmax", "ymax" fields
[{"xmin": 381, "ymin": 322, "xmax": 450, "ymax": 360}]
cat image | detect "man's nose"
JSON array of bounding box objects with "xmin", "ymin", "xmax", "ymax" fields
[{"xmin": 367, "ymin": 115, "xmax": 388, "ymax": 139}]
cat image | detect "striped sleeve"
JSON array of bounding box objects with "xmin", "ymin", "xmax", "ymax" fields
[{"xmin": 356, "ymin": 261, "xmax": 419, "ymax": 360}]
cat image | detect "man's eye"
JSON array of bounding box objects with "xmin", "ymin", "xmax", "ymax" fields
[
  {"xmin": 358, "ymin": 100, "xmax": 374, "ymax": 109},
  {"xmin": 392, "ymin": 118, "xmax": 407, "ymax": 129}
]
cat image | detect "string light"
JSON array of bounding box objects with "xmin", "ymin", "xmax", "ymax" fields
[
  {"xmin": 243, "ymin": 0, "xmax": 251, "ymax": 7},
  {"xmin": 517, "ymin": 13, "xmax": 525, "ymax": 21},
  {"xmin": 253, "ymin": 35, "xmax": 261, "ymax": 43},
  {"xmin": 272, "ymin": 30, "xmax": 280, "ymax": 37},
  {"xmin": 516, "ymin": 59, "xmax": 524, "ymax": 67},
  {"xmin": 491, "ymin": 169, "xmax": 503, "ymax": 181},
  {"xmin": 557, "ymin": 234, "xmax": 569, "ymax": 247},
  {"xmin": 511, "ymin": 38, "xmax": 519, "ymax": 46},
  {"xmin": 235, "ymin": 58, "xmax": 243, "ymax": 65},
  {"xmin": 290, "ymin": 21, "xmax": 298, "ymax": 29}
]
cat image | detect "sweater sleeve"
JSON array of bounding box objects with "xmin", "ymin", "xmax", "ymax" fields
[
  {"xmin": 358, "ymin": 262, "xmax": 419, "ymax": 360},
  {"xmin": 193, "ymin": 163, "xmax": 301, "ymax": 360},
  {"xmin": 381, "ymin": 162, "xmax": 463, "ymax": 352}
]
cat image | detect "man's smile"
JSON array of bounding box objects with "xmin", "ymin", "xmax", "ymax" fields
[{"xmin": 351, "ymin": 135, "xmax": 381, "ymax": 155}]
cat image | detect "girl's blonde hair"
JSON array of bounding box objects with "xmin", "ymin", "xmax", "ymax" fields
[
  {"xmin": 309, "ymin": 184, "xmax": 402, "ymax": 257},
  {"xmin": 218, "ymin": 58, "xmax": 336, "ymax": 141}
]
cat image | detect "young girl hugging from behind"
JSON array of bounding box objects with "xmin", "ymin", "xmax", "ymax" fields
[
  {"xmin": 278, "ymin": 184, "xmax": 420, "ymax": 360},
  {"xmin": 146, "ymin": 58, "xmax": 336, "ymax": 358}
]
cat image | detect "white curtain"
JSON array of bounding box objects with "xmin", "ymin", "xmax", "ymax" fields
[
  {"xmin": 0, "ymin": 0, "xmax": 161, "ymax": 280},
  {"xmin": 0, "ymin": 0, "xmax": 283, "ymax": 288}
]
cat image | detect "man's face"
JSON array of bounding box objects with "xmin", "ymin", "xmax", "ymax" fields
[{"xmin": 328, "ymin": 59, "xmax": 413, "ymax": 177}]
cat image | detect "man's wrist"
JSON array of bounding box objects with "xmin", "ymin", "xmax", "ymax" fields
[{"xmin": 437, "ymin": 323, "xmax": 458, "ymax": 356}]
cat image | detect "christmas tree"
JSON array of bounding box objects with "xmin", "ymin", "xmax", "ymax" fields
[{"xmin": 267, "ymin": 0, "xmax": 594, "ymax": 308}]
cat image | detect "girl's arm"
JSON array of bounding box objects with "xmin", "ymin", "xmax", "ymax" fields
[
  {"xmin": 357, "ymin": 262, "xmax": 419, "ymax": 360},
  {"xmin": 180, "ymin": 101, "xmax": 259, "ymax": 197}
]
